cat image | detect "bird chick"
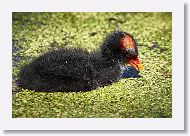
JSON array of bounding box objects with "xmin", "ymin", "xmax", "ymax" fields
[{"xmin": 18, "ymin": 31, "xmax": 143, "ymax": 92}]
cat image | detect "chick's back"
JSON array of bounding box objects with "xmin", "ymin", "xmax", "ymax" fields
[{"xmin": 18, "ymin": 48, "xmax": 94, "ymax": 91}]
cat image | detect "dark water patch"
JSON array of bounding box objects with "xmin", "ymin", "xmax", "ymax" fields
[
  {"xmin": 12, "ymin": 39, "xmax": 25, "ymax": 82},
  {"xmin": 12, "ymin": 39, "xmax": 24, "ymax": 65},
  {"xmin": 89, "ymin": 32, "xmax": 97, "ymax": 36},
  {"xmin": 149, "ymin": 42, "xmax": 167, "ymax": 54},
  {"xmin": 138, "ymin": 42, "xmax": 167, "ymax": 54},
  {"xmin": 159, "ymin": 48, "xmax": 167, "ymax": 53},
  {"xmin": 22, "ymin": 19, "xmax": 47, "ymax": 26},
  {"xmin": 23, "ymin": 19, "xmax": 32, "ymax": 24},
  {"xmin": 137, "ymin": 44, "xmax": 147, "ymax": 48},
  {"xmin": 108, "ymin": 17, "xmax": 117, "ymax": 21},
  {"xmin": 108, "ymin": 17, "xmax": 124, "ymax": 23},
  {"xmin": 150, "ymin": 42, "xmax": 159, "ymax": 49}
]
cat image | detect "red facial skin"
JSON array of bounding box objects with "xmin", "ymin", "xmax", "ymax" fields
[
  {"xmin": 119, "ymin": 35, "xmax": 135, "ymax": 49},
  {"xmin": 120, "ymin": 35, "xmax": 144, "ymax": 71}
]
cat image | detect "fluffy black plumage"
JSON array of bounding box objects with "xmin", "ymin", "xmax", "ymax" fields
[{"xmin": 18, "ymin": 31, "xmax": 140, "ymax": 92}]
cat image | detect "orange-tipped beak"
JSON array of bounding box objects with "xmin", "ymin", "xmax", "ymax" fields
[{"xmin": 128, "ymin": 56, "xmax": 144, "ymax": 71}]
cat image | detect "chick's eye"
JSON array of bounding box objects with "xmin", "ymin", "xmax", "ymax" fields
[
  {"xmin": 122, "ymin": 49, "xmax": 130, "ymax": 57},
  {"xmin": 124, "ymin": 48, "xmax": 138, "ymax": 58},
  {"xmin": 125, "ymin": 51, "xmax": 131, "ymax": 58}
]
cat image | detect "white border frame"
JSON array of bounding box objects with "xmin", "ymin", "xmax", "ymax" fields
[{"xmin": 0, "ymin": 0, "xmax": 184, "ymax": 130}]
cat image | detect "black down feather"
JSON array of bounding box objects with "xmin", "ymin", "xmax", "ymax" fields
[{"xmin": 18, "ymin": 31, "xmax": 139, "ymax": 92}]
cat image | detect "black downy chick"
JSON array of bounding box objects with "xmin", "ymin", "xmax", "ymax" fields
[{"xmin": 18, "ymin": 31, "xmax": 144, "ymax": 92}]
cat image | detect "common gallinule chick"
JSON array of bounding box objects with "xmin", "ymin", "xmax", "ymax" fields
[{"xmin": 18, "ymin": 31, "xmax": 144, "ymax": 92}]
